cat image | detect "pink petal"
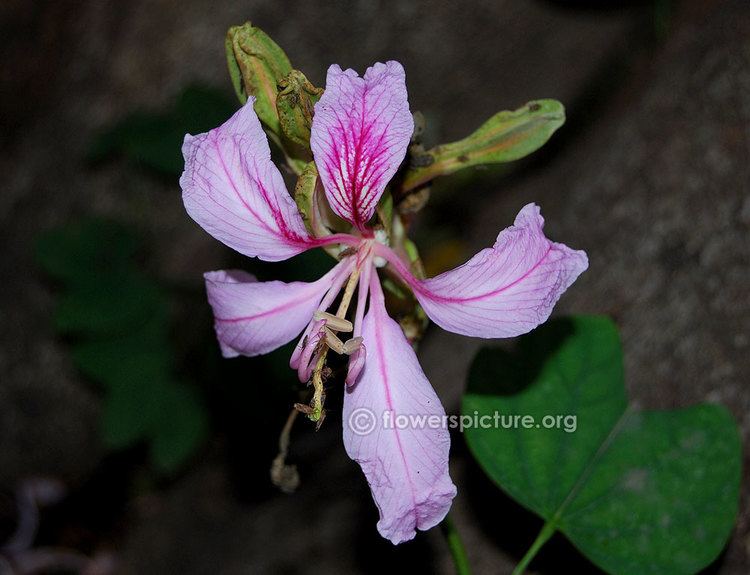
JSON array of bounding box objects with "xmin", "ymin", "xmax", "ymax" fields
[
  {"xmin": 343, "ymin": 275, "xmax": 456, "ymax": 544},
  {"xmin": 345, "ymin": 259, "xmax": 373, "ymax": 386},
  {"xmin": 181, "ymin": 100, "xmax": 315, "ymax": 262},
  {"xmin": 376, "ymin": 203, "xmax": 588, "ymax": 338},
  {"xmin": 310, "ymin": 62, "xmax": 413, "ymax": 228},
  {"xmin": 204, "ymin": 263, "xmax": 345, "ymax": 357}
]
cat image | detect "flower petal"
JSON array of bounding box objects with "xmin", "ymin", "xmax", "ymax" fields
[
  {"xmin": 343, "ymin": 275, "xmax": 456, "ymax": 544},
  {"xmin": 345, "ymin": 258, "xmax": 373, "ymax": 386},
  {"xmin": 377, "ymin": 203, "xmax": 588, "ymax": 338},
  {"xmin": 310, "ymin": 62, "xmax": 413, "ymax": 228},
  {"xmin": 204, "ymin": 263, "xmax": 345, "ymax": 357},
  {"xmin": 181, "ymin": 100, "xmax": 315, "ymax": 262}
]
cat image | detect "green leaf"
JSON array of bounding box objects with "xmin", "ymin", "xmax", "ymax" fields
[
  {"xmin": 175, "ymin": 84, "xmax": 236, "ymax": 135},
  {"xmin": 150, "ymin": 383, "xmax": 209, "ymax": 474},
  {"xmin": 101, "ymin": 372, "xmax": 165, "ymax": 449},
  {"xmin": 36, "ymin": 219, "xmax": 140, "ymax": 285},
  {"xmin": 71, "ymin": 314, "xmax": 171, "ymax": 388},
  {"xmin": 463, "ymin": 316, "xmax": 741, "ymax": 575},
  {"xmin": 401, "ymin": 99, "xmax": 565, "ymax": 191},
  {"xmin": 89, "ymin": 85, "xmax": 235, "ymax": 176},
  {"xmin": 38, "ymin": 218, "xmax": 210, "ymax": 474},
  {"xmin": 89, "ymin": 112, "xmax": 185, "ymax": 175},
  {"xmin": 54, "ymin": 271, "xmax": 165, "ymax": 336}
]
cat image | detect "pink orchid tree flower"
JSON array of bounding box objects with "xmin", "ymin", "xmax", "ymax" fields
[{"xmin": 180, "ymin": 61, "xmax": 588, "ymax": 544}]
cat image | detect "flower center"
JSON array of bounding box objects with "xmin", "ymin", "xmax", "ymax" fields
[
  {"xmin": 294, "ymin": 242, "xmax": 375, "ymax": 424},
  {"xmin": 373, "ymin": 229, "xmax": 389, "ymax": 268}
]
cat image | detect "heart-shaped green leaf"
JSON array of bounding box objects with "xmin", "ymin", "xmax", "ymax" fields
[{"xmin": 463, "ymin": 316, "xmax": 741, "ymax": 575}]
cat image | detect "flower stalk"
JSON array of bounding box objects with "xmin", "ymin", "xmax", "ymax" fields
[{"xmin": 440, "ymin": 515, "xmax": 472, "ymax": 575}]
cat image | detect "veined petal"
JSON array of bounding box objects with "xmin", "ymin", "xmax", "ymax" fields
[
  {"xmin": 204, "ymin": 263, "xmax": 345, "ymax": 357},
  {"xmin": 377, "ymin": 203, "xmax": 588, "ymax": 338},
  {"xmin": 310, "ymin": 62, "xmax": 413, "ymax": 228},
  {"xmin": 343, "ymin": 275, "xmax": 456, "ymax": 544},
  {"xmin": 181, "ymin": 100, "xmax": 315, "ymax": 262}
]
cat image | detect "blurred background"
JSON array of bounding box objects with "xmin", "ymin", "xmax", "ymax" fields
[{"xmin": 1, "ymin": 0, "xmax": 748, "ymax": 573}]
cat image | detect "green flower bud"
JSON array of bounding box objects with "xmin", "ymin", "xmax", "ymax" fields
[
  {"xmin": 277, "ymin": 70, "xmax": 323, "ymax": 149},
  {"xmin": 225, "ymin": 22, "xmax": 292, "ymax": 136}
]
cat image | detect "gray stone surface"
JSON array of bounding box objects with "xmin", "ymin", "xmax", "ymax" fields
[{"xmin": 423, "ymin": 1, "xmax": 750, "ymax": 572}]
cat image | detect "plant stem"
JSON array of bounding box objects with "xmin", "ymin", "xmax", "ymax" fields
[
  {"xmin": 510, "ymin": 409, "xmax": 634, "ymax": 574},
  {"xmin": 511, "ymin": 521, "xmax": 556, "ymax": 575},
  {"xmin": 270, "ymin": 408, "xmax": 300, "ymax": 493},
  {"xmin": 440, "ymin": 514, "xmax": 471, "ymax": 575}
]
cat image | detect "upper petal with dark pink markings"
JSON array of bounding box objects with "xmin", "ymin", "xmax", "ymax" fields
[{"xmin": 310, "ymin": 62, "xmax": 413, "ymax": 228}]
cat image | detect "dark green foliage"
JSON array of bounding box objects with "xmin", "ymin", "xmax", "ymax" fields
[
  {"xmin": 37, "ymin": 219, "xmax": 209, "ymax": 475},
  {"xmin": 89, "ymin": 85, "xmax": 236, "ymax": 176}
]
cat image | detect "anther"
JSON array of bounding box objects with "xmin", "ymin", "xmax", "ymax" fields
[
  {"xmin": 324, "ymin": 327, "xmax": 346, "ymax": 354},
  {"xmin": 343, "ymin": 336, "xmax": 364, "ymax": 355},
  {"xmin": 313, "ymin": 311, "xmax": 353, "ymax": 333}
]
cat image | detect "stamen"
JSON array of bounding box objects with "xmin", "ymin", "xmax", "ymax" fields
[
  {"xmin": 343, "ymin": 336, "xmax": 364, "ymax": 355},
  {"xmin": 305, "ymin": 264, "xmax": 363, "ymax": 422},
  {"xmin": 313, "ymin": 311, "xmax": 353, "ymax": 332},
  {"xmin": 345, "ymin": 255, "xmax": 373, "ymax": 386},
  {"xmin": 324, "ymin": 327, "xmax": 345, "ymax": 354},
  {"xmin": 323, "ymin": 329, "xmax": 362, "ymax": 356},
  {"xmin": 290, "ymin": 258, "xmax": 355, "ymax": 371}
]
